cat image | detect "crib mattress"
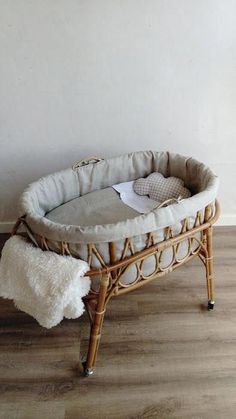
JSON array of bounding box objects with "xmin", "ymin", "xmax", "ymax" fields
[{"xmin": 46, "ymin": 187, "xmax": 139, "ymax": 227}]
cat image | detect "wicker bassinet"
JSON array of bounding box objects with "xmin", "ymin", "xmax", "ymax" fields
[{"xmin": 13, "ymin": 151, "xmax": 220, "ymax": 376}]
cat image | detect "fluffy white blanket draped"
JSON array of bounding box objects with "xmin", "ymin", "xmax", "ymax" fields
[{"xmin": 0, "ymin": 236, "xmax": 91, "ymax": 328}]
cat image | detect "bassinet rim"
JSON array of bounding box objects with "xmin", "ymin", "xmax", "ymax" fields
[{"xmin": 18, "ymin": 150, "xmax": 219, "ymax": 244}]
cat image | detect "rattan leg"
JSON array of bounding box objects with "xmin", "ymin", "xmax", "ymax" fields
[
  {"xmin": 205, "ymin": 226, "xmax": 215, "ymax": 310},
  {"xmin": 83, "ymin": 273, "xmax": 109, "ymax": 376}
]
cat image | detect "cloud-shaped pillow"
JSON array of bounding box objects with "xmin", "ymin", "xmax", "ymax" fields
[{"xmin": 133, "ymin": 172, "xmax": 191, "ymax": 202}]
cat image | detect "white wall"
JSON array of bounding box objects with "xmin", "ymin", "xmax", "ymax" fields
[{"xmin": 0, "ymin": 0, "xmax": 236, "ymax": 230}]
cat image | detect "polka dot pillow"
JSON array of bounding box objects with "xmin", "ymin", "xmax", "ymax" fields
[{"xmin": 133, "ymin": 172, "xmax": 191, "ymax": 203}]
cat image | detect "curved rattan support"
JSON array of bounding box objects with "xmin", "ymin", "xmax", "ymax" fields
[
  {"xmin": 82, "ymin": 200, "xmax": 220, "ymax": 376},
  {"xmin": 85, "ymin": 200, "xmax": 220, "ymax": 278},
  {"xmin": 11, "ymin": 201, "xmax": 220, "ymax": 376}
]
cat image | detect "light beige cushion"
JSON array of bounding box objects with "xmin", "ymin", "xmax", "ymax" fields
[{"xmin": 133, "ymin": 172, "xmax": 191, "ymax": 202}]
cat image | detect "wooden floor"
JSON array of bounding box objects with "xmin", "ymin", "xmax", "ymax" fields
[{"xmin": 0, "ymin": 227, "xmax": 236, "ymax": 419}]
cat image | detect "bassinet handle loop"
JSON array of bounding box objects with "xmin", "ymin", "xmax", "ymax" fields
[{"xmin": 72, "ymin": 156, "xmax": 104, "ymax": 170}]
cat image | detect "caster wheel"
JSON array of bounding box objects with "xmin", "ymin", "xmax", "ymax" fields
[
  {"xmin": 208, "ymin": 300, "xmax": 215, "ymax": 310},
  {"xmin": 82, "ymin": 361, "xmax": 94, "ymax": 377}
]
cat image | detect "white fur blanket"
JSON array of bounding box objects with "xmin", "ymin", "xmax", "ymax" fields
[{"xmin": 0, "ymin": 235, "xmax": 91, "ymax": 328}]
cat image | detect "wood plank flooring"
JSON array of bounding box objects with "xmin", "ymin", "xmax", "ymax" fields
[{"xmin": 0, "ymin": 227, "xmax": 236, "ymax": 419}]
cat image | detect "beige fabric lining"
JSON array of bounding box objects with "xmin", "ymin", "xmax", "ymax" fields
[{"xmin": 19, "ymin": 151, "xmax": 219, "ymax": 243}]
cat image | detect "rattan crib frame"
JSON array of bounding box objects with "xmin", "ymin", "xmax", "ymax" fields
[{"xmin": 12, "ymin": 200, "xmax": 220, "ymax": 377}]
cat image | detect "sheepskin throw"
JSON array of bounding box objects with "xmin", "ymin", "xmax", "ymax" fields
[
  {"xmin": 0, "ymin": 235, "xmax": 91, "ymax": 328},
  {"xmin": 133, "ymin": 172, "xmax": 191, "ymax": 202}
]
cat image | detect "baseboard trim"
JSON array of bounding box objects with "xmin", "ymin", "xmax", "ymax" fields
[
  {"xmin": 215, "ymin": 214, "xmax": 236, "ymax": 226},
  {"xmin": 0, "ymin": 222, "xmax": 15, "ymax": 234},
  {"xmin": 0, "ymin": 214, "xmax": 235, "ymax": 234}
]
